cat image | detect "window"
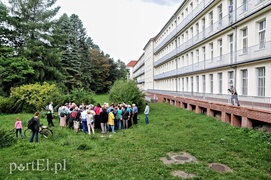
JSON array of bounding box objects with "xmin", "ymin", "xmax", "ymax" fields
[
  {"xmin": 195, "ymin": 23, "xmax": 199, "ymax": 39},
  {"xmin": 186, "ymin": 54, "xmax": 189, "ymax": 66},
  {"xmin": 229, "ymin": 0, "xmax": 233, "ymax": 23},
  {"xmin": 210, "ymin": 43, "xmax": 213, "ymax": 62},
  {"xmin": 218, "ymin": 39, "xmax": 222, "ymax": 60},
  {"xmin": 190, "ymin": 2, "xmax": 193, "ymax": 11},
  {"xmin": 257, "ymin": 67, "xmax": 265, "ymax": 96},
  {"xmin": 182, "ymin": 78, "xmax": 184, "ymax": 92},
  {"xmin": 209, "ymin": 11, "xmax": 213, "ymax": 32},
  {"xmin": 191, "ymin": 76, "xmax": 194, "ymax": 94},
  {"xmin": 202, "ymin": 18, "xmax": 205, "ymax": 37},
  {"xmin": 202, "ymin": 46, "xmax": 206, "ymax": 62},
  {"xmin": 196, "ymin": 76, "xmax": 199, "ymax": 93},
  {"xmin": 177, "ymin": 37, "xmax": 180, "ymax": 46},
  {"xmin": 196, "ymin": 49, "xmax": 199, "ymax": 65},
  {"xmin": 241, "ymin": 69, "xmax": 248, "ymax": 95},
  {"xmin": 259, "ymin": 20, "xmax": 266, "ymax": 49},
  {"xmin": 218, "ymin": 73, "xmax": 223, "ymax": 94},
  {"xmin": 242, "ymin": 28, "xmax": 248, "ymax": 53},
  {"xmin": 228, "ymin": 71, "xmax": 234, "ymax": 85},
  {"xmin": 190, "ymin": 27, "xmax": 193, "ymax": 39},
  {"xmin": 218, "ymin": 4, "xmax": 223, "ymax": 26},
  {"xmin": 229, "ymin": 34, "xmax": 234, "ymax": 63},
  {"xmin": 191, "ymin": 52, "xmax": 194, "ymax": 64},
  {"xmin": 202, "ymin": 75, "xmax": 206, "ymax": 93},
  {"xmin": 242, "ymin": 0, "xmax": 248, "ymax": 12},
  {"xmin": 210, "ymin": 74, "xmax": 213, "ymax": 94},
  {"xmin": 186, "ymin": 77, "xmax": 189, "ymax": 91}
]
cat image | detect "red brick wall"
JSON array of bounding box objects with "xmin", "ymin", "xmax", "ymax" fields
[{"xmin": 148, "ymin": 93, "xmax": 271, "ymax": 128}]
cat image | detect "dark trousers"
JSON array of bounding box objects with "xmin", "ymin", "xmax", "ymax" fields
[
  {"xmin": 48, "ymin": 119, "xmax": 54, "ymax": 127},
  {"xmin": 133, "ymin": 113, "xmax": 138, "ymax": 125},
  {"xmin": 16, "ymin": 128, "xmax": 23, "ymax": 138},
  {"xmin": 30, "ymin": 129, "xmax": 39, "ymax": 142},
  {"xmin": 82, "ymin": 120, "xmax": 87, "ymax": 133}
]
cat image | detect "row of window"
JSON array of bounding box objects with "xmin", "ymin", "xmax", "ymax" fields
[
  {"xmin": 155, "ymin": 0, "xmax": 267, "ymax": 59},
  {"xmin": 154, "ymin": 67, "xmax": 265, "ymax": 96},
  {"xmin": 154, "ymin": 18, "xmax": 266, "ymax": 74}
]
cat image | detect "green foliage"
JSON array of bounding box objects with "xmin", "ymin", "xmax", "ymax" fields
[
  {"xmin": 109, "ymin": 80, "xmax": 145, "ymax": 111},
  {"xmin": 0, "ymin": 1, "xmax": 128, "ymax": 96},
  {"xmin": 0, "ymin": 96, "xmax": 16, "ymax": 113},
  {"xmin": 0, "ymin": 127, "xmax": 16, "ymax": 148},
  {"xmin": 9, "ymin": 82, "xmax": 61, "ymax": 113},
  {"xmin": 64, "ymin": 88, "xmax": 96, "ymax": 105}
]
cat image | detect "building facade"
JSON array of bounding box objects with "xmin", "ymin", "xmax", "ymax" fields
[{"xmin": 134, "ymin": 0, "xmax": 271, "ymax": 107}]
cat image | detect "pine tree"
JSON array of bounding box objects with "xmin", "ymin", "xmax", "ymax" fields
[
  {"xmin": 8, "ymin": 0, "xmax": 63, "ymax": 83},
  {"xmin": 0, "ymin": 2, "xmax": 34, "ymax": 95}
]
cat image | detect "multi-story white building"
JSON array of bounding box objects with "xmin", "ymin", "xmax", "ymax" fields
[
  {"xmin": 133, "ymin": 38, "xmax": 155, "ymax": 91},
  {"xmin": 134, "ymin": 0, "xmax": 271, "ymax": 106}
]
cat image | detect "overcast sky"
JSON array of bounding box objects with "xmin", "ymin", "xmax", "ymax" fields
[{"xmin": 54, "ymin": 0, "xmax": 180, "ymax": 64}]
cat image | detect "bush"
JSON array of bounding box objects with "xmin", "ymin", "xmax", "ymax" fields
[
  {"xmin": 63, "ymin": 88, "xmax": 96, "ymax": 106},
  {"xmin": 0, "ymin": 127, "xmax": 16, "ymax": 148},
  {"xmin": 9, "ymin": 82, "xmax": 61, "ymax": 113},
  {"xmin": 0, "ymin": 96, "xmax": 16, "ymax": 114},
  {"xmin": 109, "ymin": 80, "xmax": 145, "ymax": 112}
]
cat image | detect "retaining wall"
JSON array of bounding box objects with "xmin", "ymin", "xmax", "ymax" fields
[{"xmin": 147, "ymin": 92, "xmax": 271, "ymax": 128}]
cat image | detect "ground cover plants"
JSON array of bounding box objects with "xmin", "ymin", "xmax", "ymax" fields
[{"xmin": 0, "ymin": 102, "xmax": 270, "ymax": 179}]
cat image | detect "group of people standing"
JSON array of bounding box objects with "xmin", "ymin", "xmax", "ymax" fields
[
  {"xmin": 14, "ymin": 101, "xmax": 150, "ymax": 142},
  {"xmin": 56, "ymin": 102, "xmax": 150, "ymax": 137}
]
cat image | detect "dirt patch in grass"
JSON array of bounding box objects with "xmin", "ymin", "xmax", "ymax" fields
[
  {"xmin": 209, "ymin": 163, "xmax": 233, "ymax": 173},
  {"xmin": 171, "ymin": 170, "xmax": 197, "ymax": 179},
  {"xmin": 160, "ymin": 151, "xmax": 198, "ymax": 165}
]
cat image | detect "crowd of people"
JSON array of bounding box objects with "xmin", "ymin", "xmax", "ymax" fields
[
  {"xmin": 55, "ymin": 102, "xmax": 143, "ymax": 137},
  {"xmin": 22, "ymin": 102, "xmax": 150, "ymax": 142}
]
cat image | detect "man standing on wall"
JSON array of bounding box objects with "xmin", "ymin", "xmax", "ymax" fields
[{"xmin": 229, "ymin": 84, "xmax": 240, "ymax": 106}]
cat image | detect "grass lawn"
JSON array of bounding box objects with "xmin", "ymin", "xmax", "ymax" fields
[{"xmin": 0, "ymin": 102, "xmax": 271, "ymax": 179}]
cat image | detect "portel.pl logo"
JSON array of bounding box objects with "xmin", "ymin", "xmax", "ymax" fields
[{"xmin": 9, "ymin": 159, "xmax": 66, "ymax": 174}]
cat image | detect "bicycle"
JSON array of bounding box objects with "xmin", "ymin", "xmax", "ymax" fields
[{"xmin": 24, "ymin": 124, "xmax": 53, "ymax": 138}]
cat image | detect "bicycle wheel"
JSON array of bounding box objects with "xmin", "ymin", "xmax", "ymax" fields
[
  {"xmin": 40, "ymin": 129, "xmax": 53, "ymax": 138},
  {"xmin": 24, "ymin": 129, "xmax": 32, "ymax": 137}
]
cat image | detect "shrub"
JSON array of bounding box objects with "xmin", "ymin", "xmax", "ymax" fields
[
  {"xmin": 0, "ymin": 96, "xmax": 16, "ymax": 114},
  {"xmin": 9, "ymin": 82, "xmax": 61, "ymax": 113},
  {"xmin": 0, "ymin": 127, "xmax": 16, "ymax": 148},
  {"xmin": 109, "ymin": 80, "xmax": 145, "ymax": 112},
  {"xmin": 62, "ymin": 88, "xmax": 96, "ymax": 106}
]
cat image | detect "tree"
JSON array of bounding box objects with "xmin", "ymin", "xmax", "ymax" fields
[
  {"xmin": 58, "ymin": 14, "xmax": 92, "ymax": 91},
  {"xmin": 109, "ymin": 80, "xmax": 145, "ymax": 112},
  {"xmin": 8, "ymin": 0, "xmax": 63, "ymax": 83},
  {"xmin": 89, "ymin": 48, "xmax": 111, "ymax": 93},
  {"xmin": 0, "ymin": 2, "xmax": 34, "ymax": 95}
]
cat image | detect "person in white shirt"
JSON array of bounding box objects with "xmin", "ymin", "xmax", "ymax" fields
[{"xmin": 144, "ymin": 103, "xmax": 150, "ymax": 124}]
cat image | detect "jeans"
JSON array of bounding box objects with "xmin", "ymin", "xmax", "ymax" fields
[
  {"xmin": 231, "ymin": 94, "xmax": 240, "ymax": 106},
  {"xmin": 30, "ymin": 129, "xmax": 39, "ymax": 142},
  {"xmin": 118, "ymin": 119, "xmax": 122, "ymax": 130},
  {"xmin": 100, "ymin": 123, "xmax": 107, "ymax": 134},
  {"xmin": 145, "ymin": 114, "xmax": 149, "ymax": 124},
  {"xmin": 110, "ymin": 125, "xmax": 115, "ymax": 133},
  {"xmin": 82, "ymin": 119, "xmax": 87, "ymax": 133},
  {"xmin": 16, "ymin": 128, "xmax": 23, "ymax": 138}
]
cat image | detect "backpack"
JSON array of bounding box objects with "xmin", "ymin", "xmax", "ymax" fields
[
  {"xmin": 60, "ymin": 110, "xmax": 66, "ymax": 117},
  {"xmin": 27, "ymin": 118, "xmax": 35, "ymax": 129},
  {"xmin": 71, "ymin": 111, "xmax": 78, "ymax": 120}
]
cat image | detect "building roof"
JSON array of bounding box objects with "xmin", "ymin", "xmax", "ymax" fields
[{"xmin": 126, "ymin": 60, "xmax": 137, "ymax": 67}]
